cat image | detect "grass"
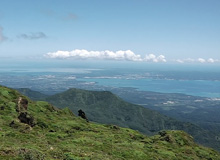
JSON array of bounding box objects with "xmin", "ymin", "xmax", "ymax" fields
[{"xmin": 0, "ymin": 85, "xmax": 220, "ymax": 159}]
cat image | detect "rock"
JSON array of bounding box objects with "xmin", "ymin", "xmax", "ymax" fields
[
  {"xmin": 18, "ymin": 112, "xmax": 35, "ymax": 127},
  {"xmin": 78, "ymin": 109, "xmax": 89, "ymax": 122},
  {"xmin": 17, "ymin": 97, "xmax": 28, "ymax": 112},
  {"xmin": 20, "ymin": 98, "xmax": 28, "ymax": 110}
]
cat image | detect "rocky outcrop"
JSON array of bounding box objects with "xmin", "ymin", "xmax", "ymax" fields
[
  {"xmin": 16, "ymin": 97, "xmax": 28, "ymax": 113},
  {"xmin": 18, "ymin": 112, "xmax": 35, "ymax": 127},
  {"xmin": 15, "ymin": 97, "xmax": 35, "ymax": 127}
]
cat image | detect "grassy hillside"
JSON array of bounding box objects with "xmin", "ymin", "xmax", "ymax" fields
[
  {"xmin": 0, "ymin": 85, "xmax": 220, "ymax": 159},
  {"xmin": 39, "ymin": 88, "xmax": 219, "ymax": 151},
  {"xmin": 18, "ymin": 87, "xmax": 220, "ymax": 136}
]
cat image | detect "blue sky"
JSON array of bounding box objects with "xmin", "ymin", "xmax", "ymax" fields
[{"xmin": 0, "ymin": 0, "xmax": 220, "ymax": 63}]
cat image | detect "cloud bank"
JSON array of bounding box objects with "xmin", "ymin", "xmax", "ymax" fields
[
  {"xmin": 0, "ymin": 26, "xmax": 7, "ymax": 43},
  {"xmin": 45, "ymin": 49, "xmax": 166, "ymax": 62},
  {"xmin": 174, "ymin": 58, "xmax": 219, "ymax": 63},
  {"xmin": 45, "ymin": 49, "xmax": 219, "ymax": 63},
  {"xmin": 17, "ymin": 32, "xmax": 47, "ymax": 40}
]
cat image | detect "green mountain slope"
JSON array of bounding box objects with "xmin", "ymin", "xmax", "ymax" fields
[
  {"xmin": 0, "ymin": 85, "xmax": 219, "ymax": 159},
  {"xmin": 16, "ymin": 88, "xmax": 49, "ymax": 101},
  {"xmin": 110, "ymin": 88, "xmax": 220, "ymax": 132},
  {"xmin": 18, "ymin": 87, "xmax": 220, "ymax": 136},
  {"xmin": 42, "ymin": 88, "xmax": 220, "ymax": 151}
]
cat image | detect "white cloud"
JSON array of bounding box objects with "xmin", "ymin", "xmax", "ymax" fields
[
  {"xmin": 207, "ymin": 58, "xmax": 219, "ymax": 63},
  {"xmin": 175, "ymin": 58, "xmax": 219, "ymax": 63},
  {"xmin": 185, "ymin": 58, "xmax": 195, "ymax": 62},
  {"xmin": 0, "ymin": 26, "xmax": 7, "ymax": 43},
  {"xmin": 197, "ymin": 58, "xmax": 206, "ymax": 63},
  {"xmin": 45, "ymin": 49, "xmax": 166, "ymax": 62},
  {"xmin": 176, "ymin": 59, "xmax": 184, "ymax": 63},
  {"xmin": 207, "ymin": 58, "xmax": 215, "ymax": 63},
  {"xmin": 157, "ymin": 55, "xmax": 167, "ymax": 62},
  {"xmin": 174, "ymin": 58, "xmax": 194, "ymax": 63},
  {"xmin": 144, "ymin": 54, "xmax": 166, "ymax": 62}
]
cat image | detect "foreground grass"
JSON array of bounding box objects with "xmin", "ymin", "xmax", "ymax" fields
[{"xmin": 0, "ymin": 86, "xmax": 219, "ymax": 160}]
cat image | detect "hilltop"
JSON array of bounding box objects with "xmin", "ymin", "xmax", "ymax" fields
[{"xmin": 1, "ymin": 85, "xmax": 220, "ymax": 159}]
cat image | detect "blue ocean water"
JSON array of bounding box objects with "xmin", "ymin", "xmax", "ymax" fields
[
  {"xmin": 0, "ymin": 59, "xmax": 220, "ymax": 97},
  {"xmin": 79, "ymin": 78, "xmax": 220, "ymax": 98}
]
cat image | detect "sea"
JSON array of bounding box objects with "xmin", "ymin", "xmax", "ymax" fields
[{"xmin": 0, "ymin": 59, "xmax": 220, "ymax": 98}]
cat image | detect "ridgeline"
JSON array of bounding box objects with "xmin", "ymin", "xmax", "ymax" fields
[{"xmin": 35, "ymin": 88, "xmax": 219, "ymax": 151}]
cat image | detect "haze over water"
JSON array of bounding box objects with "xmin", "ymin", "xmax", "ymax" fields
[{"xmin": 1, "ymin": 60, "xmax": 220, "ymax": 98}]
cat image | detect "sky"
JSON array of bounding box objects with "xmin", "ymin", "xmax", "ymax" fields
[{"xmin": 0, "ymin": 0, "xmax": 220, "ymax": 64}]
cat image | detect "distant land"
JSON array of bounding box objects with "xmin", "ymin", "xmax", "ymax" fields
[
  {"xmin": 1, "ymin": 62, "xmax": 220, "ymax": 97},
  {"xmin": 109, "ymin": 88, "xmax": 220, "ymax": 133}
]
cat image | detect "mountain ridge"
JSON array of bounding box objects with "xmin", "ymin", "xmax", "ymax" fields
[{"xmin": 17, "ymin": 87, "xmax": 220, "ymax": 151}]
